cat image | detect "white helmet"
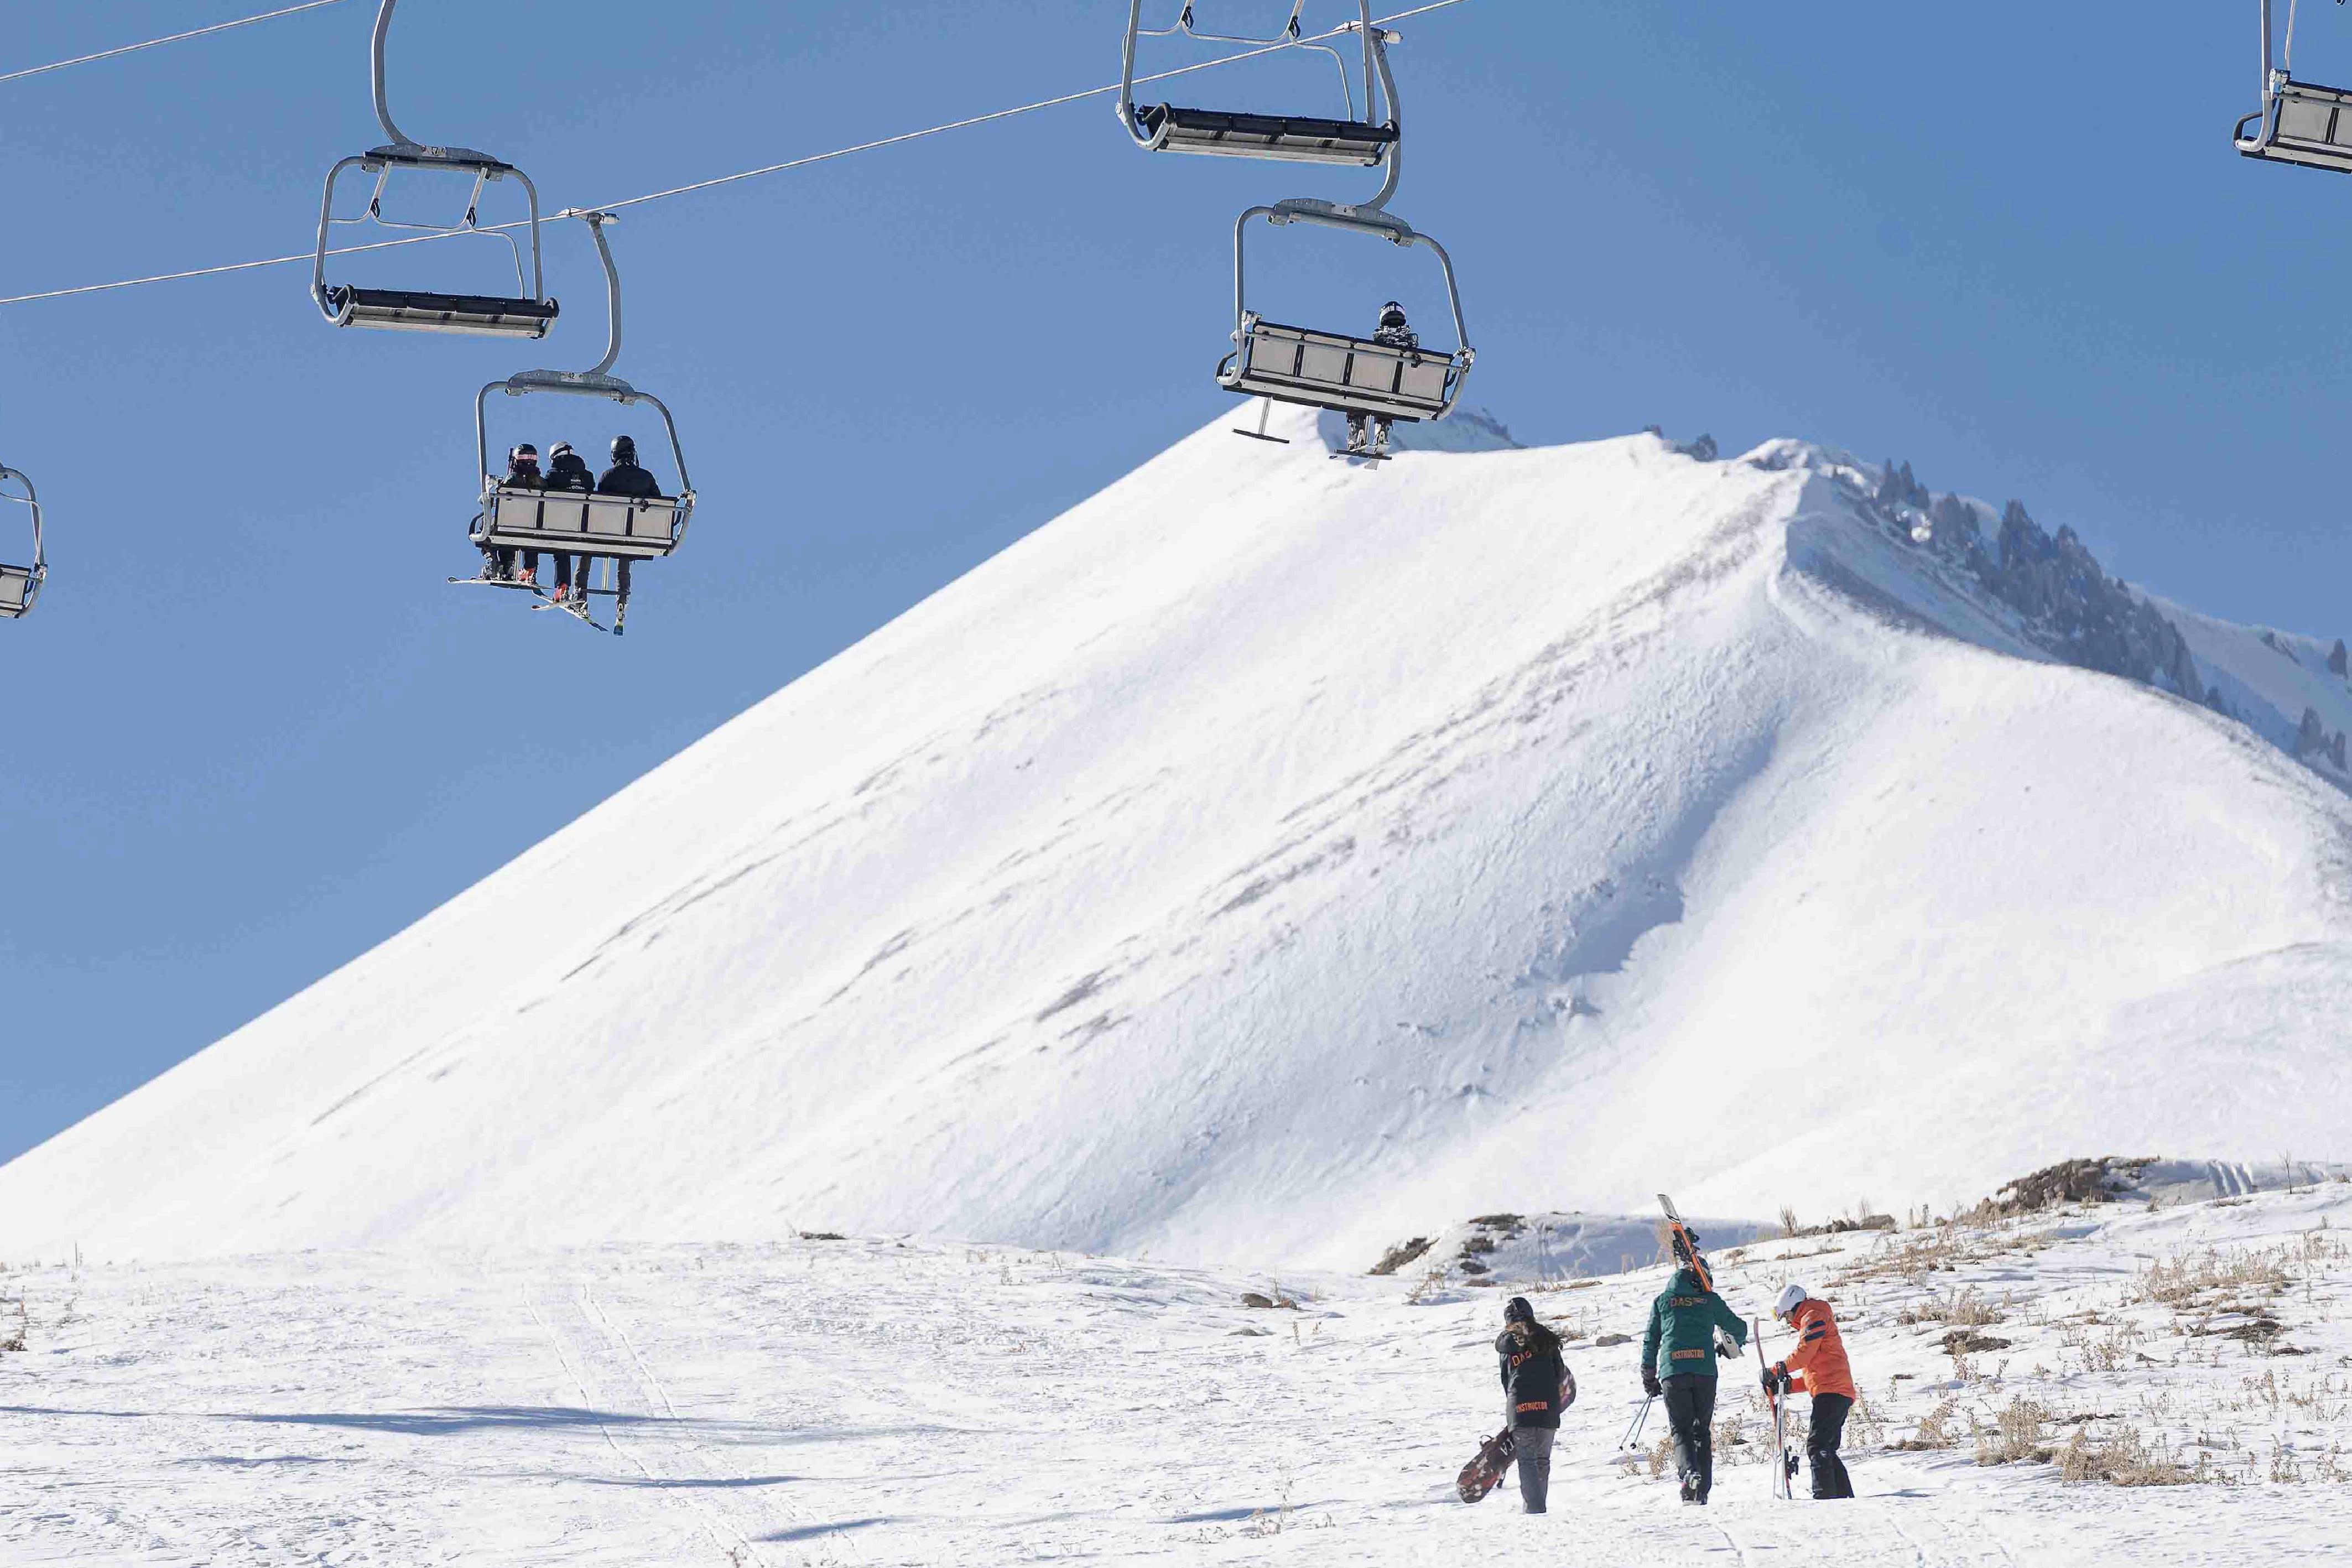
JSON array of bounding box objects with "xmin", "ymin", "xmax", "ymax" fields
[{"xmin": 1775, "ymin": 1284, "xmax": 1808, "ymax": 1320}]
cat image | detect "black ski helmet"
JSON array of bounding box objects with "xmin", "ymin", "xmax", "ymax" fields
[
  {"xmin": 508, "ymin": 442, "xmax": 539, "ymax": 467},
  {"xmin": 1503, "ymin": 1295, "xmax": 1535, "ymax": 1325},
  {"xmin": 1378, "ymin": 299, "xmax": 1408, "ymax": 331},
  {"xmin": 611, "ymin": 435, "xmax": 639, "ymax": 464}
]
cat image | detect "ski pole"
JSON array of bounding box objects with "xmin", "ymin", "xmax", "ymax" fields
[{"xmin": 1619, "ymin": 1394, "xmax": 1654, "ymax": 1450}]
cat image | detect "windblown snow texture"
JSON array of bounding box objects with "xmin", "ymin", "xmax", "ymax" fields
[{"xmin": 4, "ymin": 407, "xmax": 2349, "ymax": 1265}]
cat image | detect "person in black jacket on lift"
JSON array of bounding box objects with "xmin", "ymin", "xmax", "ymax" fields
[
  {"xmin": 576, "ymin": 434, "xmax": 664, "ymax": 614},
  {"xmin": 1495, "ymin": 1296, "xmax": 1577, "ymax": 1514}
]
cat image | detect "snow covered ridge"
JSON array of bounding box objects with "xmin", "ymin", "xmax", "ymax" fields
[
  {"xmin": 4, "ymin": 405, "xmax": 2352, "ymax": 1266},
  {"xmin": 4, "ymin": 1184, "xmax": 2349, "ymax": 1564},
  {"xmin": 1736, "ymin": 436, "xmax": 2352, "ymax": 788}
]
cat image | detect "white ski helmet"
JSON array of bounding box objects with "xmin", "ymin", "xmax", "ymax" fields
[{"xmin": 1775, "ymin": 1284, "xmax": 1808, "ymax": 1320}]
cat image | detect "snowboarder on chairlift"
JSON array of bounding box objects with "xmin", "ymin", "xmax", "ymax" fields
[
  {"xmin": 1761, "ymin": 1283, "xmax": 1857, "ymax": 1498},
  {"xmin": 489, "ymin": 443, "xmax": 542, "ymax": 585},
  {"xmin": 1494, "ymin": 1295, "xmax": 1577, "ymax": 1514},
  {"xmin": 1638, "ymin": 1228, "xmax": 1748, "ymax": 1505},
  {"xmin": 1344, "ymin": 300, "xmax": 1419, "ymax": 458}
]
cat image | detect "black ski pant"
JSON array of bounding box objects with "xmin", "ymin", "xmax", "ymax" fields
[
  {"xmin": 1808, "ymin": 1393, "xmax": 1854, "ymax": 1498},
  {"xmin": 1663, "ymin": 1374, "xmax": 1717, "ymax": 1502}
]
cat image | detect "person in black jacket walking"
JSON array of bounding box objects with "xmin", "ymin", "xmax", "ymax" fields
[{"xmin": 1495, "ymin": 1296, "xmax": 1576, "ymax": 1514}]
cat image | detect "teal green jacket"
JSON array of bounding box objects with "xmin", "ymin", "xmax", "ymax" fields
[{"xmin": 1640, "ymin": 1267, "xmax": 1748, "ymax": 1382}]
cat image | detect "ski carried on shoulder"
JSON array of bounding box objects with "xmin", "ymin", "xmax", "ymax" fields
[
  {"xmin": 1657, "ymin": 1194, "xmax": 1711, "ymax": 1291},
  {"xmin": 1455, "ymin": 1427, "xmax": 1517, "ymax": 1504}
]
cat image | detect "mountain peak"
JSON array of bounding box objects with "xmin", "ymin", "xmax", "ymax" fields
[{"xmin": 5, "ymin": 418, "xmax": 2349, "ymax": 1268}]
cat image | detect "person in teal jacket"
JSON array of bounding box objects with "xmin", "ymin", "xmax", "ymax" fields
[{"xmin": 1638, "ymin": 1254, "xmax": 1749, "ymax": 1505}]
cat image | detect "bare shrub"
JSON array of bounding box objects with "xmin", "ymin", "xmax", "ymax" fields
[
  {"xmin": 1975, "ymin": 1397, "xmax": 2053, "ymax": 1465},
  {"xmin": 1892, "ymin": 1397, "xmax": 1961, "ymax": 1451},
  {"xmin": 2131, "ymin": 1247, "xmax": 2291, "ymax": 1309},
  {"xmin": 2057, "ymin": 1426, "xmax": 2199, "ymax": 1486},
  {"xmin": 1647, "ymin": 1436, "xmax": 1672, "ymax": 1478}
]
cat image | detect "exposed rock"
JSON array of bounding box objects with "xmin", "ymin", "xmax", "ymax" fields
[
  {"xmin": 1370, "ymin": 1236, "xmax": 1434, "ymax": 1277},
  {"xmin": 2332, "ymin": 638, "xmax": 2349, "ymax": 678},
  {"xmin": 1878, "ymin": 459, "xmax": 1930, "ymax": 510}
]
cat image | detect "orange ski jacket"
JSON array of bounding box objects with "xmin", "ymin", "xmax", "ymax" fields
[{"xmin": 1777, "ymin": 1298, "xmax": 1856, "ymax": 1401}]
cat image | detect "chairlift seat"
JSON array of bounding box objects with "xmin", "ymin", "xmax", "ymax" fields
[
  {"xmin": 1221, "ymin": 319, "xmax": 1456, "ymax": 421},
  {"xmin": 477, "ymin": 487, "xmax": 687, "ymax": 560},
  {"xmin": 2240, "ymin": 78, "xmax": 2352, "ymax": 171},
  {"xmin": 0, "ymin": 564, "xmax": 40, "ymax": 619},
  {"xmin": 327, "ymin": 285, "xmax": 558, "ymax": 337},
  {"xmin": 1133, "ymin": 104, "xmax": 1397, "ymax": 165}
]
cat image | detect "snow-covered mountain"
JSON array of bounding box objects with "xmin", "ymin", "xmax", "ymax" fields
[{"xmin": 6, "ymin": 405, "xmax": 2349, "ymax": 1268}]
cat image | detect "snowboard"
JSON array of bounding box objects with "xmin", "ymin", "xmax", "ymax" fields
[{"xmin": 1455, "ymin": 1428, "xmax": 1517, "ymax": 1503}]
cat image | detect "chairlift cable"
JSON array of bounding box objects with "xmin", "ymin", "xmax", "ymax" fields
[
  {"xmin": 0, "ymin": 0, "xmax": 1475, "ymax": 309},
  {"xmin": 0, "ymin": 1, "xmax": 351, "ymax": 89}
]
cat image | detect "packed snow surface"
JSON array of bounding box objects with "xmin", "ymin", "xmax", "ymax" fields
[
  {"xmin": 5, "ymin": 1183, "xmax": 2349, "ymax": 1565},
  {"xmin": 5, "ymin": 405, "xmax": 2352, "ymax": 1265}
]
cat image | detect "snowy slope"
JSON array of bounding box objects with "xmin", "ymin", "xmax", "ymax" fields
[
  {"xmin": 7, "ymin": 1182, "xmax": 2350, "ymax": 1566},
  {"xmin": 4, "ymin": 405, "xmax": 2350, "ymax": 1267}
]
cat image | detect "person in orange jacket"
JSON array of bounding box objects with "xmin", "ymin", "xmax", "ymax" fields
[{"xmin": 1761, "ymin": 1284, "xmax": 1856, "ymax": 1498}]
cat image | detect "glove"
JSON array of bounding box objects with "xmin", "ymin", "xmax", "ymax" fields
[
  {"xmin": 1641, "ymin": 1367, "xmax": 1662, "ymax": 1399},
  {"xmin": 1759, "ymin": 1364, "xmax": 1777, "ymax": 1393},
  {"xmin": 1715, "ymin": 1338, "xmax": 1740, "ymax": 1360}
]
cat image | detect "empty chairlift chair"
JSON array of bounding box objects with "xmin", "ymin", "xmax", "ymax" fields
[
  {"xmin": 1218, "ymin": 198, "xmax": 1475, "ymax": 429},
  {"xmin": 469, "ymin": 212, "xmax": 694, "ymax": 636},
  {"xmin": 0, "ymin": 464, "xmax": 46, "ymax": 621},
  {"xmin": 1120, "ymin": 2, "xmax": 1399, "ymax": 170},
  {"xmin": 311, "ymin": 0, "xmax": 558, "ymax": 337},
  {"xmin": 2236, "ymin": 0, "xmax": 2352, "ymax": 171}
]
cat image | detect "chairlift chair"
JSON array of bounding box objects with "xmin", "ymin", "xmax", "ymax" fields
[
  {"xmin": 2236, "ymin": 0, "xmax": 2352, "ymax": 171},
  {"xmin": 313, "ymin": 0, "xmax": 558, "ymax": 336},
  {"xmin": 0, "ymin": 465, "xmax": 46, "ymax": 621},
  {"xmin": 1217, "ymin": 197, "xmax": 1474, "ymax": 429},
  {"xmin": 1121, "ymin": 2, "xmax": 1401, "ymax": 170},
  {"xmin": 469, "ymin": 213, "xmax": 694, "ymax": 635}
]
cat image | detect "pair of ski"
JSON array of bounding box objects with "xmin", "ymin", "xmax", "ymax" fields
[
  {"xmin": 1458, "ymin": 1195, "xmax": 1796, "ymax": 1503},
  {"xmin": 449, "ymin": 573, "xmax": 625, "ymax": 636},
  {"xmin": 1229, "ymin": 397, "xmax": 1393, "ymax": 462}
]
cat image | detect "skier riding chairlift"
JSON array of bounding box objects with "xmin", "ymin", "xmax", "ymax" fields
[{"xmin": 1345, "ymin": 300, "xmax": 1418, "ymax": 457}]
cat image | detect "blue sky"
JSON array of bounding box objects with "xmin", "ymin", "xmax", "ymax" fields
[{"xmin": 0, "ymin": 0, "xmax": 2343, "ymax": 1164}]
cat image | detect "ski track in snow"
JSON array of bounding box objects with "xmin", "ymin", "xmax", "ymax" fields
[{"xmin": 6, "ymin": 1186, "xmax": 2350, "ymax": 1565}]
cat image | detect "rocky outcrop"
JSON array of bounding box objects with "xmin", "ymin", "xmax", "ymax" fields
[{"xmin": 1943, "ymin": 497, "xmax": 2205, "ymax": 704}]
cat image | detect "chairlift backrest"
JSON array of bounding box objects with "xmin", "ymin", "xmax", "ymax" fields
[
  {"xmin": 476, "ymin": 489, "xmax": 685, "ymax": 560},
  {"xmin": 1120, "ymin": 2, "xmax": 1401, "ymax": 171}
]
